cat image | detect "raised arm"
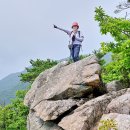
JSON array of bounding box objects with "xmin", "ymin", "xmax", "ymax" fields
[{"xmin": 53, "ymin": 25, "xmax": 71, "ymax": 35}]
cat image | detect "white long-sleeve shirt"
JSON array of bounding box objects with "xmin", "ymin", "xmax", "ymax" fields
[{"xmin": 56, "ymin": 26, "xmax": 84, "ymax": 45}]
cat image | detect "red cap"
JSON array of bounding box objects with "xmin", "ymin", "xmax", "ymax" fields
[{"xmin": 72, "ymin": 22, "xmax": 79, "ymax": 28}]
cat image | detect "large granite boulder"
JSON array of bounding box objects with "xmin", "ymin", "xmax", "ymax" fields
[
  {"xmin": 58, "ymin": 89, "xmax": 128, "ymax": 130},
  {"xmin": 24, "ymin": 55, "xmax": 103, "ymax": 130},
  {"xmin": 24, "ymin": 55, "xmax": 101, "ymax": 108},
  {"xmin": 106, "ymin": 93, "xmax": 130, "ymax": 114},
  {"xmin": 105, "ymin": 80, "xmax": 125, "ymax": 93},
  {"xmin": 27, "ymin": 110, "xmax": 63, "ymax": 130},
  {"xmin": 32, "ymin": 99, "xmax": 78, "ymax": 121}
]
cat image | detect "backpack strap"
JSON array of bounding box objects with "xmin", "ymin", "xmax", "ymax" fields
[{"xmin": 78, "ymin": 31, "xmax": 80, "ymax": 37}]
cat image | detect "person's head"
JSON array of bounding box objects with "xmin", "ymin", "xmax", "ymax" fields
[{"xmin": 72, "ymin": 22, "xmax": 79, "ymax": 32}]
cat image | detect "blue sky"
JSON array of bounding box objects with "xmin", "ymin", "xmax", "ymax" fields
[{"xmin": 0, "ymin": 0, "xmax": 126, "ymax": 79}]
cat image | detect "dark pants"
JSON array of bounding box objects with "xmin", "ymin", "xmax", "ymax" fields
[{"xmin": 70, "ymin": 44, "xmax": 81, "ymax": 62}]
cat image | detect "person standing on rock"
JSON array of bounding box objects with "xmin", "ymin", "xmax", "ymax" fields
[{"xmin": 53, "ymin": 22, "xmax": 84, "ymax": 62}]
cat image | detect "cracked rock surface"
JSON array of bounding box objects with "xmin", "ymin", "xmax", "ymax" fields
[{"xmin": 24, "ymin": 55, "xmax": 130, "ymax": 130}]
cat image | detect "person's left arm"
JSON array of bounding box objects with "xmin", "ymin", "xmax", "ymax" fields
[{"xmin": 75, "ymin": 31, "xmax": 84, "ymax": 42}]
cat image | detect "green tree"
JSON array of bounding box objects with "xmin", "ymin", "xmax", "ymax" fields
[
  {"xmin": 95, "ymin": 7, "xmax": 130, "ymax": 87},
  {"xmin": 0, "ymin": 101, "xmax": 7, "ymax": 130},
  {"xmin": 0, "ymin": 59, "xmax": 58, "ymax": 130},
  {"xmin": 20, "ymin": 59, "xmax": 58, "ymax": 83},
  {"xmin": 0, "ymin": 89, "xmax": 29, "ymax": 130}
]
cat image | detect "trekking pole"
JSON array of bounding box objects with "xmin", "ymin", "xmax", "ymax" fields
[
  {"xmin": 69, "ymin": 45, "xmax": 72, "ymax": 60},
  {"xmin": 81, "ymin": 45, "xmax": 83, "ymax": 52}
]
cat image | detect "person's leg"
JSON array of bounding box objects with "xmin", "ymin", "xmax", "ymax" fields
[
  {"xmin": 73, "ymin": 44, "xmax": 81, "ymax": 62},
  {"xmin": 70, "ymin": 45, "xmax": 74, "ymax": 61}
]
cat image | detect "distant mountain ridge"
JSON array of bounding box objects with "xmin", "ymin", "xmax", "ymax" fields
[{"xmin": 0, "ymin": 71, "xmax": 29, "ymax": 104}]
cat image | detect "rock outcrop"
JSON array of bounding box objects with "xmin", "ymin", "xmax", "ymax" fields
[
  {"xmin": 24, "ymin": 55, "xmax": 101, "ymax": 108},
  {"xmin": 27, "ymin": 110, "xmax": 63, "ymax": 130},
  {"xmin": 24, "ymin": 55, "xmax": 130, "ymax": 130},
  {"xmin": 58, "ymin": 89, "xmax": 129, "ymax": 130},
  {"xmin": 105, "ymin": 80, "xmax": 126, "ymax": 93},
  {"xmin": 32, "ymin": 99, "xmax": 78, "ymax": 121},
  {"xmin": 106, "ymin": 92, "xmax": 130, "ymax": 114}
]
